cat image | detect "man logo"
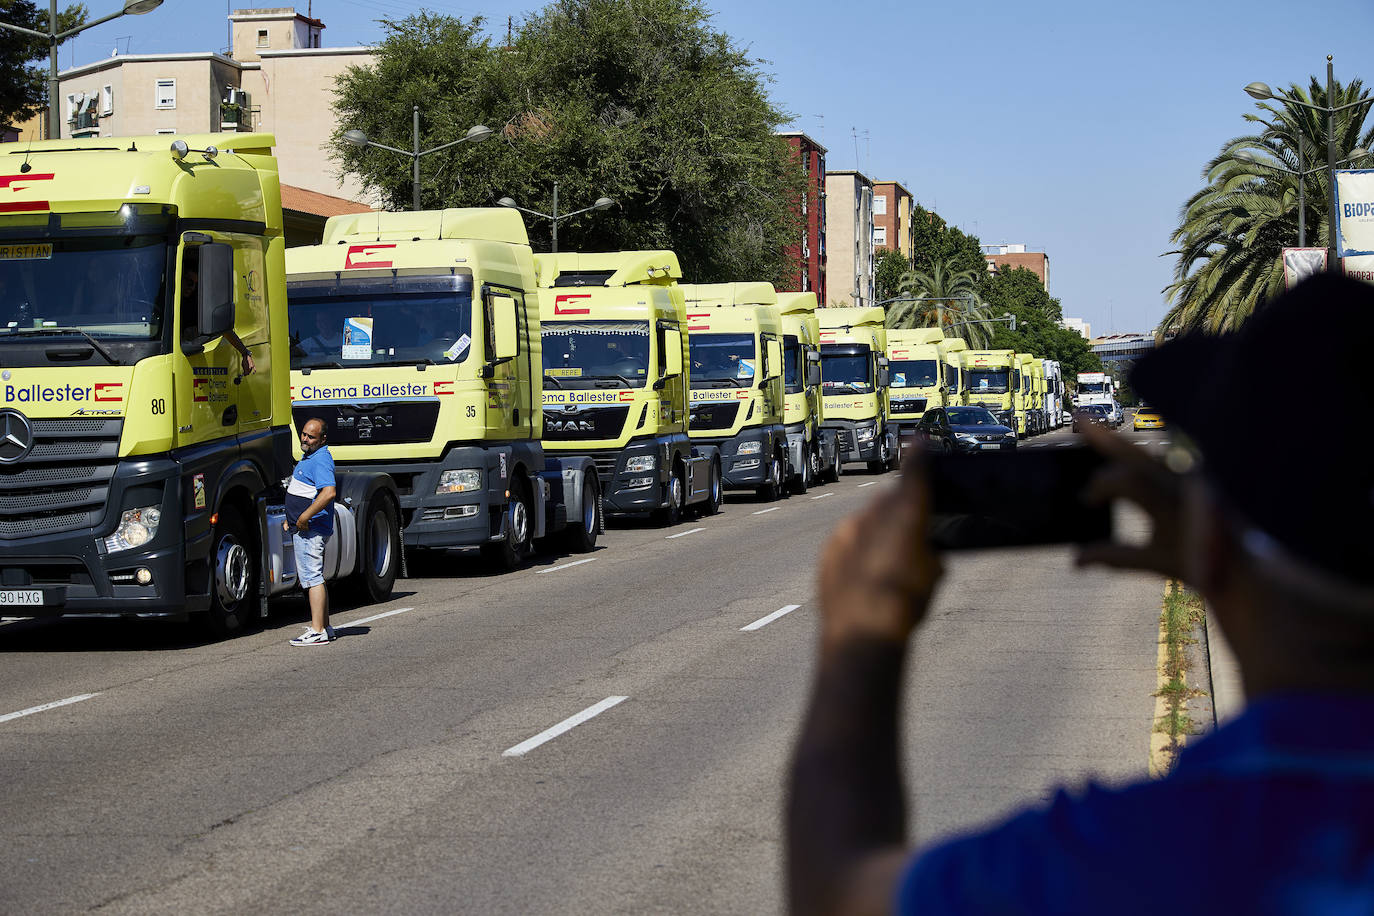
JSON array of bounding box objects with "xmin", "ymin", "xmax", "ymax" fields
[{"xmin": 0, "ymin": 409, "xmax": 34, "ymax": 464}]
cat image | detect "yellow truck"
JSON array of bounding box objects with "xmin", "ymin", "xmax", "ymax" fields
[
  {"xmin": 1016, "ymin": 352, "xmax": 1040, "ymax": 436},
  {"xmin": 963, "ymin": 349, "xmax": 1021, "ymax": 434},
  {"xmin": 286, "ymin": 208, "xmax": 601, "ymax": 568},
  {"xmin": 681, "ymin": 282, "xmax": 789, "ymax": 499},
  {"xmin": 1028, "ymin": 358, "xmax": 1048, "ymax": 434},
  {"xmin": 818, "ymin": 306, "xmax": 897, "ymax": 472},
  {"xmin": 776, "ymin": 292, "xmax": 839, "ymax": 491},
  {"xmin": 534, "ymin": 250, "xmax": 721, "ymax": 523},
  {"xmin": 0, "ymin": 133, "xmax": 401, "ymax": 635},
  {"xmin": 886, "ymin": 327, "xmax": 946, "ymax": 438},
  {"xmin": 940, "ymin": 337, "xmax": 970, "ymax": 406}
]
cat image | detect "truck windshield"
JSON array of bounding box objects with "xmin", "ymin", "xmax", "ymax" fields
[
  {"xmin": 968, "ymin": 369, "xmax": 1010, "ymax": 393},
  {"xmin": 288, "ymin": 274, "xmax": 473, "ymax": 369},
  {"xmin": 1077, "ymin": 381, "xmax": 1110, "ymax": 395},
  {"xmin": 783, "ymin": 336, "xmax": 803, "ymax": 393},
  {"xmin": 821, "ymin": 346, "xmax": 874, "ymax": 394},
  {"xmin": 0, "ymin": 236, "xmax": 168, "ymax": 345},
  {"xmin": 689, "ymin": 333, "xmax": 757, "ymax": 384},
  {"xmin": 542, "ymin": 320, "xmax": 651, "ymax": 388},
  {"xmin": 889, "ymin": 359, "xmax": 938, "ymax": 389}
]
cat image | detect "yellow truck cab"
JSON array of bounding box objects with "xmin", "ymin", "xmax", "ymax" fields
[
  {"xmin": 681, "ymin": 282, "xmax": 789, "ymax": 500},
  {"xmin": 940, "ymin": 337, "xmax": 970, "ymax": 407},
  {"xmin": 1016, "ymin": 352, "xmax": 1039, "ymax": 436},
  {"xmin": 818, "ymin": 306, "xmax": 896, "ymax": 473},
  {"xmin": 0, "ymin": 133, "xmax": 400, "ymax": 635},
  {"xmin": 963, "ymin": 349, "xmax": 1021, "ymax": 434},
  {"xmin": 286, "ymin": 208, "xmax": 601, "ymax": 567},
  {"xmin": 776, "ymin": 292, "xmax": 839, "ymax": 491},
  {"xmin": 1029, "ymin": 358, "xmax": 1048, "ymax": 434},
  {"xmin": 534, "ymin": 250, "xmax": 721, "ymax": 523},
  {"xmin": 886, "ymin": 327, "xmax": 946, "ymax": 438}
]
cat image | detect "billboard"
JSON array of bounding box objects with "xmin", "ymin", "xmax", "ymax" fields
[
  {"xmin": 1334, "ymin": 169, "xmax": 1374, "ymax": 256},
  {"xmin": 1282, "ymin": 247, "xmax": 1326, "ymax": 289}
]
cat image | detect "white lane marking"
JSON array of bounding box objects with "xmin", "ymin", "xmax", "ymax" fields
[
  {"xmin": 811, "ymin": 493, "xmax": 834, "ymax": 500},
  {"xmin": 348, "ymin": 606, "xmax": 416, "ymax": 627},
  {"xmin": 503, "ymin": 695, "xmax": 628, "ymax": 757},
  {"xmin": 857, "ymin": 482, "xmax": 877, "ymax": 488},
  {"xmin": 536, "ymin": 558, "xmax": 598, "ymax": 575},
  {"xmin": 665, "ymin": 527, "xmax": 705, "ymax": 540},
  {"xmin": 741, "ymin": 604, "xmax": 802, "ymax": 632},
  {"xmin": 0, "ymin": 693, "xmax": 99, "ymax": 725},
  {"xmin": 752, "ymin": 507, "xmax": 780, "ymax": 516},
  {"xmin": 1057, "ymin": 442, "xmax": 1074, "ymax": 448},
  {"xmin": 1159, "ymin": 440, "xmax": 1171, "ymax": 446}
]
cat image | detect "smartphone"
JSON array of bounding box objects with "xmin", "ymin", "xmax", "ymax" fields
[{"xmin": 925, "ymin": 446, "xmax": 1111, "ymax": 550}]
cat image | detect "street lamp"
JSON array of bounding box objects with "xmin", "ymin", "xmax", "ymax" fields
[
  {"xmin": 342, "ymin": 105, "xmax": 493, "ymax": 212},
  {"xmin": 1234, "ymin": 144, "xmax": 1369, "ymax": 246},
  {"xmin": 0, "ymin": 0, "xmax": 163, "ymax": 141},
  {"xmin": 498, "ymin": 183, "xmax": 616, "ymax": 253},
  {"xmin": 1245, "ymin": 56, "xmax": 1374, "ymax": 271}
]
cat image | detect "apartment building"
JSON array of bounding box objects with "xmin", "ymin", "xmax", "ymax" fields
[
  {"xmin": 823, "ymin": 170, "xmax": 875, "ymax": 308},
  {"xmin": 871, "ymin": 180, "xmax": 913, "ymax": 261},
  {"xmin": 982, "ymin": 243, "xmax": 1050, "ymax": 291},
  {"xmin": 30, "ymin": 6, "xmax": 373, "ymax": 212},
  {"xmin": 777, "ymin": 131, "xmax": 827, "ymax": 301}
]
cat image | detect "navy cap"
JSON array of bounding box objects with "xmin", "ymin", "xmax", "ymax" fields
[{"xmin": 1131, "ymin": 274, "xmax": 1374, "ymax": 586}]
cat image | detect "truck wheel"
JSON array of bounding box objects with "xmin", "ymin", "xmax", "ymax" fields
[
  {"xmin": 699, "ymin": 462, "xmax": 723, "ymax": 516},
  {"xmin": 791, "ymin": 450, "xmax": 811, "ymax": 494},
  {"xmin": 481, "ymin": 477, "xmax": 533, "ymax": 570},
  {"xmin": 887, "ymin": 436, "xmax": 902, "ymax": 472},
  {"xmin": 561, "ymin": 477, "xmax": 600, "ymax": 553},
  {"xmin": 757, "ymin": 452, "xmax": 783, "ymax": 501},
  {"xmin": 654, "ymin": 466, "xmax": 685, "ymax": 526},
  {"xmin": 823, "ymin": 444, "xmax": 841, "ymax": 483},
  {"xmin": 349, "ymin": 494, "xmax": 399, "ymax": 603},
  {"xmin": 202, "ymin": 506, "xmax": 257, "ymax": 639}
]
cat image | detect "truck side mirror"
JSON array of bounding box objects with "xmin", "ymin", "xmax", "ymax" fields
[
  {"xmin": 765, "ymin": 338, "xmax": 783, "ymax": 381},
  {"xmin": 490, "ymin": 293, "xmax": 518, "ymax": 362},
  {"xmin": 806, "ymin": 350, "xmax": 821, "ymax": 388},
  {"xmin": 876, "ymin": 356, "xmax": 891, "ymax": 390},
  {"xmin": 197, "ymin": 242, "xmax": 236, "ymax": 343},
  {"xmin": 662, "ymin": 327, "xmax": 683, "ymax": 378}
]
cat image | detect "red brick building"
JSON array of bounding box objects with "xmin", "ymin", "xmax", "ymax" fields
[
  {"xmin": 778, "ymin": 131, "xmax": 826, "ymax": 301},
  {"xmin": 982, "ymin": 244, "xmax": 1050, "ymax": 290}
]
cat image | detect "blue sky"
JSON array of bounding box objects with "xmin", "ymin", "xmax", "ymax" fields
[{"xmin": 59, "ymin": 0, "xmax": 1374, "ymax": 335}]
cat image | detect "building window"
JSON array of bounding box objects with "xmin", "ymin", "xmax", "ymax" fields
[
  {"xmin": 155, "ymin": 79, "xmax": 176, "ymax": 109},
  {"xmin": 873, "ymin": 195, "xmax": 887, "ymax": 216},
  {"xmin": 65, "ymin": 93, "xmax": 76, "ymax": 122},
  {"xmin": 257, "ymin": 29, "xmax": 269, "ymax": 48},
  {"xmin": 873, "ymin": 226, "xmax": 887, "ymax": 247},
  {"xmin": 101, "ymin": 85, "xmax": 113, "ymax": 115}
]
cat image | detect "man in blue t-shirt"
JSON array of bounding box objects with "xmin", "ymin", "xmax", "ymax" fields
[
  {"xmin": 786, "ymin": 275, "xmax": 1374, "ymax": 914},
  {"xmin": 286, "ymin": 417, "xmax": 336, "ymax": 646}
]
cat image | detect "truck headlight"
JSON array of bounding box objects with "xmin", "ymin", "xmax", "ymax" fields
[
  {"xmin": 736, "ymin": 440, "xmax": 762, "ymax": 455},
  {"xmin": 855, "ymin": 425, "xmax": 875, "ymax": 443},
  {"xmin": 436, "ymin": 469, "xmax": 482, "ymax": 494},
  {"xmin": 104, "ymin": 506, "xmax": 161, "ymax": 552},
  {"xmin": 625, "ymin": 455, "xmax": 657, "ymax": 473}
]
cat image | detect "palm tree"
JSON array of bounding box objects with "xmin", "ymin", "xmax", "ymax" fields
[
  {"xmin": 1163, "ymin": 76, "xmax": 1374, "ymax": 336},
  {"xmin": 887, "ymin": 259, "xmax": 996, "ymax": 347}
]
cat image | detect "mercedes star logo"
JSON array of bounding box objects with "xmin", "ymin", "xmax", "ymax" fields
[{"xmin": 0, "ymin": 409, "xmax": 34, "ymax": 464}]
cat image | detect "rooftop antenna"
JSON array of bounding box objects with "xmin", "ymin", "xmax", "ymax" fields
[{"xmin": 851, "ymin": 126, "xmax": 859, "ymax": 170}]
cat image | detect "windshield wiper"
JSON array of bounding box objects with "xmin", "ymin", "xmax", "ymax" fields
[
  {"xmin": 12, "ymin": 326, "xmax": 118, "ymax": 364},
  {"xmin": 542, "ymin": 374, "xmax": 564, "ymax": 389},
  {"xmin": 698, "ymin": 377, "xmax": 745, "ymax": 388},
  {"xmin": 581, "ymin": 373, "xmax": 636, "ymax": 387},
  {"xmin": 297, "ymin": 361, "xmax": 345, "ymax": 370}
]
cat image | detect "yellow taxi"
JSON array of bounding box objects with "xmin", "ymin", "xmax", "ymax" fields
[{"xmin": 1133, "ymin": 407, "xmax": 1166, "ymax": 430}]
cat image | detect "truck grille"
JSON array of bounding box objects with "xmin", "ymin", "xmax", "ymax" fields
[
  {"xmin": 890, "ymin": 397, "xmax": 927, "ymax": 414},
  {"xmin": 690, "ymin": 402, "xmax": 740, "ymax": 431},
  {"xmin": 542, "ymin": 406, "xmax": 630, "ymax": 441},
  {"xmin": 0, "ymin": 417, "xmax": 122, "ymax": 538}
]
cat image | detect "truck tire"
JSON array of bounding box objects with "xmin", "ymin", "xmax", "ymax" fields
[
  {"xmin": 698, "ymin": 461, "xmax": 723, "ymax": 516},
  {"xmin": 349, "ymin": 494, "xmax": 399, "ymax": 604},
  {"xmin": 791, "ymin": 449, "xmax": 811, "ymax": 494},
  {"xmin": 201, "ymin": 505, "xmax": 257, "ymax": 639},
  {"xmin": 481, "ymin": 476, "xmax": 533, "ymax": 570},
  {"xmin": 654, "ymin": 464, "xmax": 685, "ymax": 526},
  {"xmin": 886, "ymin": 435, "xmax": 902, "ymax": 472},
  {"xmin": 757, "ymin": 451, "xmax": 784, "ymax": 501},
  {"xmin": 822, "ymin": 443, "xmax": 841, "ymax": 483},
  {"xmin": 561, "ymin": 476, "xmax": 600, "ymax": 554}
]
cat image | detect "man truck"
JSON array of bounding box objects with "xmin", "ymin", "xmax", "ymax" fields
[
  {"xmin": 0, "ymin": 133, "xmax": 401, "ymax": 636},
  {"xmin": 285, "ymin": 208, "xmax": 601, "ymax": 568},
  {"xmin": 886, "ymin": 327, "xmax": 946, "ymax": 438},
  {"xmin": 940, "ymin": 337, "xmax": 970, "ymax": 407},
  {"xmin": 534, "ymin": 250, "xmax": 721, "ymax": 523},
  {"xmin": 818, "ymin": 306, "xmax": 896, "ymax": 473},
  {"xmin": 963, "ymin": 349, "xmax": 1021, "ymax": 435},
  {"xmin": 681, "ymin": 283, "xmax": 789, "ymax": 500},
  {"xmin": 776, "ymin": 292, "xmax": 839, "ymax": 492}
]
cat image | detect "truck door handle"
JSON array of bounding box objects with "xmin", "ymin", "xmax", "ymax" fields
[
  {"xmin": 513, "ymin": 408, "xmax": 520, "ymax": 425},
  {"xmin": 221, "ymin": 405, "xmax": 238, "ymax": 426}
]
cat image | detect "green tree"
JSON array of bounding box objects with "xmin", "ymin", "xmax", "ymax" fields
[
  {"xmin": 1164, "ymin": 75, "xmax": 1374, "ymax": 335},
  {"xmin": 887, "ymin": 258, "xmax": 996, "ymax": 347},
  {"xmin": 984, "ymin": 265, "xmax": 1062, "ymax": 323},
  {"xmin": 874, "ymin": 247, "xmax": 908, "ymax": 302},
  {"xmin": 0, "ymin": 1, "xmax": 87, "ymax": 128},
  {"xmin": 332, "ymin": 1, "xmax": 801, "ymax": 285},
  {"xmin": 910, "ymin": 203, "xmax": 986, "ymax": 280}
]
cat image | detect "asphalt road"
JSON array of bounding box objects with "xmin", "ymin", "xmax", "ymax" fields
[{"xmin": 0, "ymin": 423, "xmax": 1167, "ymax": 915}]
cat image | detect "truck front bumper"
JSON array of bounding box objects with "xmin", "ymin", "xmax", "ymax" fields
[
  {"xmin": 352, "ymin": 447, "xmax": 505, "ymax": 549},
  {"xmin": 700, "ymin": 428, "xmax": 774, "ymax": 489},
  {"xmin": 824, "ymin": 419, "xmax": 885, "ymax": 463},
  {"xmin": 593, "ymin": 441, "xmax": 671, "ymax": 515}
]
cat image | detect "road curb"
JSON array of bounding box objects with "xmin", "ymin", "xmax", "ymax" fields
[{"xmin": 1148, "ymin": 581, "xmax": 1178, "ymax": 778}]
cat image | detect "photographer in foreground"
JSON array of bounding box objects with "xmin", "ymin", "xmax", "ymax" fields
[{"xmin": 787, "ymin": 275, "xmax": 1374, "ymax": 914}]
